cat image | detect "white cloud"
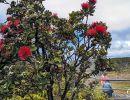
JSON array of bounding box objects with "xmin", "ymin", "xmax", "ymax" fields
[
  {"xmin": 108, "ymin": 40, "xmax": 130, "ymax": 57},
  {"xmin": 110, "ymin": 41, "xmax": 130, "ymax": 50},
  {"xmin": 44, "ymin": 0, "xmax": 86, "ymax": 18},
  {"xmin": 125, "ymin": 33, "xmax": 130, "ymax": 40},
  {"xmin": 90, "ymin": 0, "xmax": 130, "ymax": 31},
  {"xmin": 0, "ymin": 3, "xmax": 9, "ymax": 14},
  {"xmin": 108, "ymin": 49, "xmax": 130, "ymax": 58}
]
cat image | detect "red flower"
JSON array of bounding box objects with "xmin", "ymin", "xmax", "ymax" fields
[
  {"xmin": 14, "ymin": 19, "xmax": 20, "ymax": 27},
  {"xmin": 7, "ymin": 16, "xmax": 12, "ymax": 21},
  {"xmin": 81, "ymin": 2, "xmax": 90, "ymax": 9},
  {"xmin": 91, "ymin": 22, "xmax": 97, "ymax": 27},
  {"xmin": 89, "ymin": 0, "xmax": 97, "ymax": 4},
  {"xmin": 52, "ymin": 13, "xmax": 58, "ymax": 17},
  {"xmin": 0, "ymin": 39, "xmax": 4, "ymax": 51},
  {"xmin": 0, "ymin": 26, "xmax": 8, "ymax": 33},
  {"xmin": 95, "ymin": 24, "xmax": 107, "ymax": 33},
  {"xmin": 85, "ymin": 28, "xmax": 97, "ymax": 36},
  {"xmin": 6, "ymin": 21, "xmax": 12, "ymax": 27},
  {"xmin": 17, "ymin": 28, "xmax": 23, "ymax": 34},
  {"xmin": 18, "ymin": 46, "xmax": 32, "ymax": 60}
]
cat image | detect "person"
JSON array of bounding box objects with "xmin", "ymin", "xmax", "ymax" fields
[
  {"xmin": 102, "ymin": 80, "xmax": 113, "ymax": 98},
  {"xmin": 100, "ymin": 72, "xmax": 109, "ymax": 86}
]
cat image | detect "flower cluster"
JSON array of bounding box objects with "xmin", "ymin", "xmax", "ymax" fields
[
  {"xmin": 0, "ymin": 16, "xmax": 32, "ymax": 60},
  {"xmin": 81, "ymin": 2, "xmax": 90, "ymax": 10},
  {"xmin": 0, "ymin": 39, "xmax": 4, "ymax": 52},
  {"xmin": 81, "ymin": 0, "xmax": 97, "ymax": 10},
  {"xmin": 95, "ymin": 24, "xmax": 107, "ymax": 33},
  {"xmin": 86, "ymin": 28, "xmax": 97, "ymax": 36},
  {"xmin": 89, "ymin": 0, "xmax": 97, "ymax": 4},
  {"xmin": 18, "ymin": 46, "xmax": 32, "ymax": 60},
  {"xmin": 52, "ymin": 13, "xmax": 58, "ymax": 17},
  {"xmin": 0, "ymin": 16, "xmax": 22, "ymax": 34},
  {"xmin": 0, "ymin": 26, "xmax": 8, "ymax": 33},
  {"xmin": 85, "ymin": 22, "xmax": 108, "ymax": 37}
]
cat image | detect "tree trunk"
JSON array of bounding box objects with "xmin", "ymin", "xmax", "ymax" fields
[
  {"xmin": 61, "ymin": 81, "xmax": 70, "ymax": 100},
  {"xmin": 47, "ymin": 74, "xmax": 54, "ymax": 100},
  {"xmin": 71, "ymin": 92, "xmax": 76, "ymax": 100},
  {"xmin": 47, "ymin": 85, "xmax": 54, "ymax": 100}
]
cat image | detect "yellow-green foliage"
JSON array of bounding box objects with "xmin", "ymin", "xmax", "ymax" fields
[
  {"xmin": 6, "ymin": 96, "xmax": 23, "ymax": 100},
  {"xmin": 78, "ymin": 91, "xmax": 87, "ymax": 100},
  {"xmin": 6, "ymin": 90, "xmax": 113, "ymax": 100},
  {"xmin": 6, "ymin": 93, "xmax": 47, "ymax": 100},
  {"xmin": 77, "ymin": 88, "xmax": 91, "ymax": 100},
  {"xmin": 24, "ymin": 94, "xmax": 45, "ymax": 100},
  {"xmin": 92, "ymin": 91, "xmax": 111, "ymax": 100},
  {"xmin": 66, "ymin": 91, "xmax": 72, "ymax": 98},
  {"xmin": 53, "ymin": 83, "xmax": 59, "ymax": 95}
]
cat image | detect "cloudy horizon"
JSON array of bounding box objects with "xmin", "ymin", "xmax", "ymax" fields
[{"xmin": 0, "ymin": 0, "xmax": 130, "ymax": 58}]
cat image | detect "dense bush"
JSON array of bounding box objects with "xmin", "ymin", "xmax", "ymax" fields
[{"xmin": 0, "ymin": 0, "xmax": 111, "ymax": 99}]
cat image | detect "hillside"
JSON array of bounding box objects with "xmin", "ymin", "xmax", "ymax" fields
[{"xmin": 110, "ymin": 57, "xmax": 130, "ymax": 71}]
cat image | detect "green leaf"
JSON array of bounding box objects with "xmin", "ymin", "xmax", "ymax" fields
[
  {"xmin": 54, "ymin": 57, "xmax": 61, "ymax": 63},
  {"xmin": 48, "ymin": 31, "xmax": 54, "ymax": 35},
  {"xmin": 78, "ymin": 44, "xmax": 85, "ymax": 52},
  {"xmin": 31, "ymin": 45, "xmax": 37, "ymax": 51},
  {"xmin": 57, "ymin": 64, "xmax": 62, "ymax": 68},
  {"xmin": 0, "ymin": 0, "xmax": 5, "ymax": 3}
]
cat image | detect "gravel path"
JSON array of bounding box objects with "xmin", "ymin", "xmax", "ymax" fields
[{"xmin": 113, "ymin": 94, "xmax": 130, "ymax": 100}]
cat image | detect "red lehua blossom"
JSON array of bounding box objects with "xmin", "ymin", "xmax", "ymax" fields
[
  {"xmin": 95, "ymin": 24, "xmax": 107, "ymax": 33},
  {"xmin": 0, "ymin": 39, "xmax": 4, "ymax": 51},
  {"xmin": 14, "ymin": 19, "xmax": 20, "ymax": 27},
  {"xmin": 7, "ymin": 16, "xmax": 12, "ymax": 21},
  {"xmin": 18, "ymin": 29, "xmax": 23, "ymax": 33},
  {"xmin": 91, "ymin": 22, "xmax": 97, "ymax": 27},
  {"xmin": 85, "ymin": 28, "xmax": 97, "ymax": 36},
  {"xmin": 52, "ymin": 13, "xmax": 58, "ymax": 17},
  {"xmin": 0, "ymin": 25, "xmax": 8, "ymax": 33},
  {"xmin": 6, "ymin": 21, "xmax": 12, "ymax": 27},
  {"xmin": 81, "ymin": 2, "xmax": 90, "ymax": 9},
  {"xmin": 89, "ymin": 0, "xmax": 97, "ymax": 4},
  {"xmin": 18, "ymin": 46, "xmax": 32, "ymax": 60}
]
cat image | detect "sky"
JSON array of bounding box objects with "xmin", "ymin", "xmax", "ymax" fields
[{"xmin": 0, "ymin": 0, "xmax": 130, "ymax": 58}]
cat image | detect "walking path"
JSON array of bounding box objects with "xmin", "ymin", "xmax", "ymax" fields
[{"xmin": 114, "ymin": 94, "xmax": 130, "ymax": 100}]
